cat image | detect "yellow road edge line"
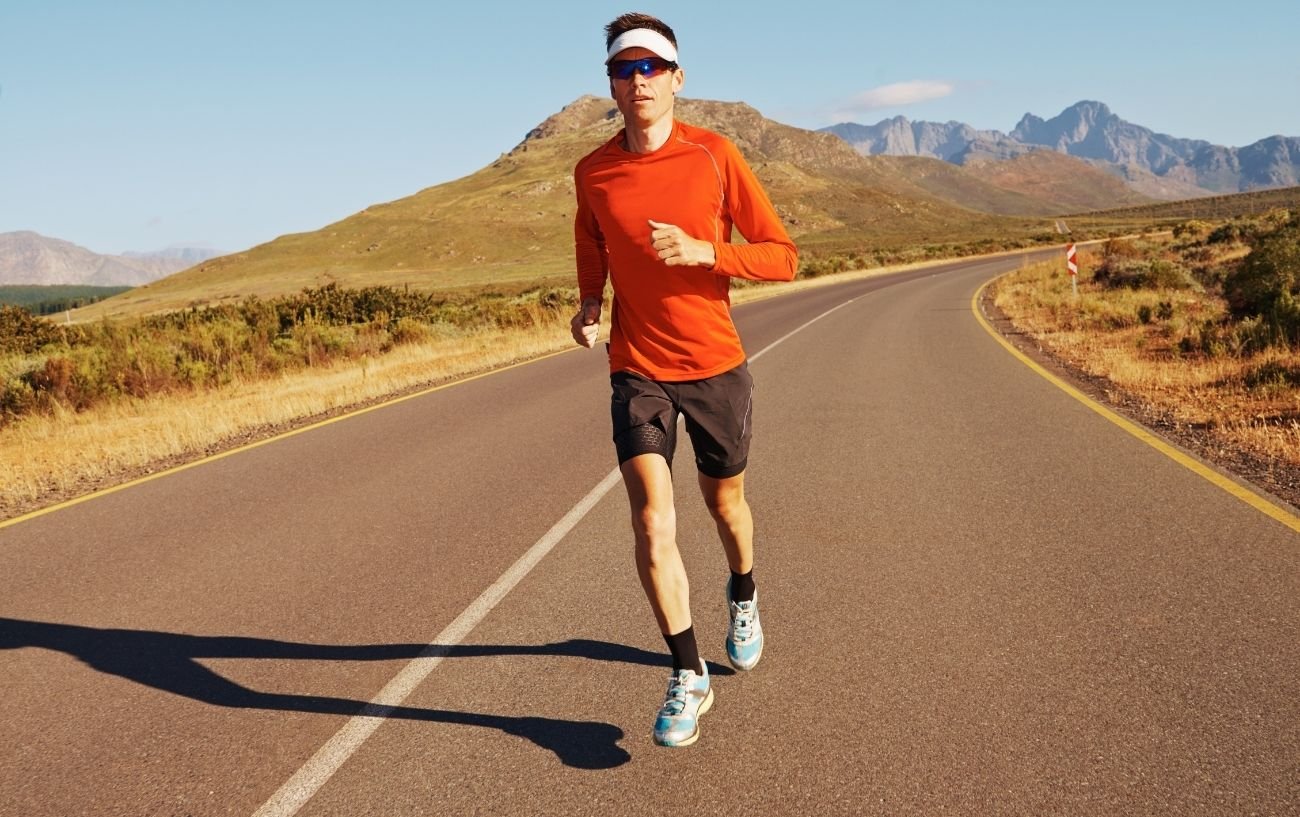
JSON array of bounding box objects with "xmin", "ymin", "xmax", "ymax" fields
[
  {"xmin": 972, "ymin": 276, "xmax": 1300, "ymax": 534},
  {"xmin": 0, "ymin": 346, "xmax": 577, "ymax": 531}
]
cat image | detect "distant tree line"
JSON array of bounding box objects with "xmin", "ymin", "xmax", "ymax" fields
[{"xmin": 0, "ymin": 286, "xmax": 131, "ymax": 315}]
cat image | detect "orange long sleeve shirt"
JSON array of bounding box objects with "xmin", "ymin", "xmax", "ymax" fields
[{"xmin": 574, "ymin": 120, "xmax": 798, "ymax": 381}]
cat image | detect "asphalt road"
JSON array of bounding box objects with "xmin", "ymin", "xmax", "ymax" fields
[{"xmin": 2, "ymin": 253, "xmax": 1297, "ymax": 816}]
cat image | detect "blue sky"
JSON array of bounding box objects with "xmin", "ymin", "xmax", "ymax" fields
[{"xmin": 2, "ymin": 0, "xmax": 1297, "ymax": 255}]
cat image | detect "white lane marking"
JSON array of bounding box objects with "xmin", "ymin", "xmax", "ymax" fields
[
  {"xmin": 253, "ymin": 469, "xmax": 622, "ymax": 817},
  {"xmin": 748, "ymin": 297, "xmax": 859, "ymax": 363},
  {"xmin": 253, "ymin": 293, "xmax": 862, "ymax": 817}
]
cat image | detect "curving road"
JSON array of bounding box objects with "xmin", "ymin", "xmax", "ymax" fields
[{"xmin": 2, "ymin": 252, "xmax": 1297, "ymax": 816}]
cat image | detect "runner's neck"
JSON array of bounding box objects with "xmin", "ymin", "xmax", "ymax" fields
[{"xmin": 622, "ymin": 116, "xmax": 675, "ymax": 154}]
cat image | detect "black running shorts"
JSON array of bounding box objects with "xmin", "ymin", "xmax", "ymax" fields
[{"xmin": 610, "ymin": 362, "xmax": 754, "ymax": 479}]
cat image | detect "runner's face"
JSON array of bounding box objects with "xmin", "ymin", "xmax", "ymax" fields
[{"xmin": 608, "ymin": 46, "xmax": 683, "ymax": 129}]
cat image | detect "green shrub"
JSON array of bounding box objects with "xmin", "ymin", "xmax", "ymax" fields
[
  {"xmin": 1134, "ymin": 299, "xmax": 1175, "ymax": 325},
  {"xmin": 176, "ymin": 358, "xmax": 213, "ymax": 388},
  {"xmin": 1094, "ymin": 240, "xmax": 1141, "ymax": 287},
  {"xmin": 391, "ymin": 317, "xmax": 434, "ymax": 345},
  {"xmin": 1096, "ymin": 255, "xmax": 1195, "ymax": 291},
  {"xmin": 1243, "ymin": 359, "xmax": 1300, "ymax": 390},
  {"xmin": 798, "ymin": 254, "xmax": 854, "ymax": 279},
  {"xmin": 1181, "ymin": 319, "xmax": 1227, "ymax": 357},
  {"xmin": 0, "ymin": 376, "xmax": 36, "ymax": 420},
  {"xmin": 1095, "ymin": 258, "xmax": 1145, "ymax": 289},
  {"xmin": 0, "ymin": 305, "xmax": 66, "ymax": 354},
  {"xmin": 1173, "ymin": 220, "xmax": 1213, "ymax": 240},
  {"xmin": 1223, "ymin": 220, "xmax": 1300, "ymax": 319},
  {"xmin": 1207, "ymin": 222, "xmax": 1243, "ymax": 245},
  {"xmin": 1146, "ymin": 259, "xmax": 1195, "ymax": 290},
  {"xmin": 1256, "ymin": 209, "xmax": 1294, "ymax": 235}
]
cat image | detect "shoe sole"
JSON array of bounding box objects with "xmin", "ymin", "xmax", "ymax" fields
[{"xmin": 653, "ymin": 687, "xmax": 714, "ymax": 748}]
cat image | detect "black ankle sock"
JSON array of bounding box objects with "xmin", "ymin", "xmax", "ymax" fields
[
  {"xmin": 663, "ymin": 625, "xmax": 702, "ymax": 674},
  {"xmin": 730, "ymin": 569, "xmax": 755, "ymax": 603}
]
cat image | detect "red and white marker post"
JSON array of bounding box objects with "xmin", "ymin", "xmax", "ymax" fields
[{"xmin": 1066, "ymin": 242, "xmax": 1078, "ymax": 296}]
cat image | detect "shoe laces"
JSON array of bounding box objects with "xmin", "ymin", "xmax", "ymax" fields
[
  {"xmin": 730, "ymin": 600, "xmax": 756, "ymax": 640},
  {"xmin": 660, "ymin": 670, "xmax": 695, "ymax": 716}
]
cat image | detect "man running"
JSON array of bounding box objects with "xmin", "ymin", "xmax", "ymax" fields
[{"xmin": 570, "ymin": 12, "xmax": 798, "ymax": 747}]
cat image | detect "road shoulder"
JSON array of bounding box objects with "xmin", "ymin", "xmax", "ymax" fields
[{"xmin": 978, "ymin": 283, "xmax": 1300, "ymax": 515}]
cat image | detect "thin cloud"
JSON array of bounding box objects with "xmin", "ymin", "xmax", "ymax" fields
[{"xmin": 832, "ymin": 80, "xmax": 955, "ymax": 120}]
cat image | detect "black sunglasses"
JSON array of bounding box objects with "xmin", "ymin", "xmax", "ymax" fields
[{"xmin": 607, "ymin": 57, "xmax": 679, "ymax": 81}]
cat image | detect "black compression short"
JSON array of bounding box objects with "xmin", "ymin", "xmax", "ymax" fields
[{"xmin": 610, "ymin": 362, "xmax": 754, "ymax": 479}]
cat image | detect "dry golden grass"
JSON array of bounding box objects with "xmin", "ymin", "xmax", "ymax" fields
[
  {"xmin": 0, "ymin": 314, "xmax": 575, "ymax": 518},
  {"xmin": 993, "ymin": 251, "xmax": 1300, "ymax": 471}
]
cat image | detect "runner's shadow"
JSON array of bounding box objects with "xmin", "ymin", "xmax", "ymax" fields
[{"xmin": 0, "ymin": 617, "xmax": 736, "ymax": 769}]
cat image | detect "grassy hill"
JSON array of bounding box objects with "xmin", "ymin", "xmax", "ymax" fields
[
  {"xmin": 73, "ymin": 95, "xmax": 1158, "ymax": 322},
  {"xmin": 1062, "ymin": 185, "xmax": 1300, "ymax": 232}
]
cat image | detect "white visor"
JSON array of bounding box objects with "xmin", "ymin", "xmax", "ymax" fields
[{"xmin": 605, "ymin": 28, "xmax": 678, "ymax": 63}]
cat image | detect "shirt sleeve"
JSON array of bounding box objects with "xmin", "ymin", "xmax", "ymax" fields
[
  {"xmin": 574, "ymin": 166, "xmax": 609, "ymax": 302},
  {"xmin": 710, "ymin": 142, "xmax": 798, "ymax": 282}
]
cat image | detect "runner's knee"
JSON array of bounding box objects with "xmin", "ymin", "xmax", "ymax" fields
[
  {"xmin": 632, "ymin": 504, "xmax": 676, "ymax": 548},
  {"xmin": 703, "ymin": 490, "xmax": 746, "ymax": 524}
]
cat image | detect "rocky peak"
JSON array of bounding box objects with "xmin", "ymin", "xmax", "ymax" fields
[
  {"xmin": 1011, "ymin": 101, "xmax": 1112, "ymax": 146},
  {"xmin": 516, "ymin": 95, "xmax": 619, "ymax": 147}
]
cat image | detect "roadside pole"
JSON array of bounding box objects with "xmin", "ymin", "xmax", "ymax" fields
[
  {"xmin": 1067, "ymin": 241, "xmax": 1078, "ymax": 297},
  {"xmin": 1057, "ymin": 220, "xmax": 1077, "ymax": 298}
]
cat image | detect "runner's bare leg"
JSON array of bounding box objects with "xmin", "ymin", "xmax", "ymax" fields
[
  {"xmin": 698, "ymin": 471, "xmax": 753, "ymax": 575},
  {"xmin": 621, "ymin": 453, "xmax": 691, "ymax": 634}
]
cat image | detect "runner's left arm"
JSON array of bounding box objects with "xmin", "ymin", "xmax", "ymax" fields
[{"xmin": 709, "ymin": 142, "xmax": 798, "ymax": 282}]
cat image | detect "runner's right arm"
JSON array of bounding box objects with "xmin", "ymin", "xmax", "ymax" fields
[{"xmin": 573, "ymin": 167, "xmax": 606, "ymax": 348}]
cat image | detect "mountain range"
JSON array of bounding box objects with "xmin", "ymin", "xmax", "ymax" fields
[
  {"xmin": 822, "ymin": 101, "xmax": 1300, "ymax": 200},
  {"xmin": 0, "ymin": 232, "xmax": 225, "ymax": 287}
]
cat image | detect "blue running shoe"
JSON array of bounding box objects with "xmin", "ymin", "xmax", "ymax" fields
[
  {"xmin": 725, "ymin": 579, "xmax": 764, "ymax": 671},
  {"xmin": 652, "ymin": 663, "xmax": 713, "ymax": 747}
]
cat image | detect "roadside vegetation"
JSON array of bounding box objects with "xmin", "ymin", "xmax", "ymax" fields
[
  {"xmin": 794, "ymin": 231, "xmax": 1067, "ymax": 278},
  {"xmin": 0, "ymin": 283, "xmax": 582, "ymax": 516},
  {"xmin": 0, "ymin": 282, "xmax": 578, "ymax": 425},
  {"xmin": 992, "ymin": 208, "xmax": 1300, "ymax": 482}
]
